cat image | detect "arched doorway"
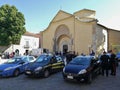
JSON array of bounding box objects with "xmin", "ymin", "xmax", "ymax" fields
[
  {"xmin": 63, "ymin": 45, "xmax": 68, "ymax": 54},
  {"xmin": 54, "ymin": 24, "xmax": 72, "ymax": 53},
  {"xmin": 57, "ymin": 35, "xmax": 71, "ymax": 53}
]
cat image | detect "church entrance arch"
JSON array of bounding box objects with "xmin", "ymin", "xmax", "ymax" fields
[
  {"xmin": 63, "ymin": 45, "xmax": 68, "ymax": 54},
  {"xmin": 54, "ymin": 24, "xmax": 72, "ymax": 53},
  {"xmin": 57, "ymin": 35, "xmax": 71, "ymax": 54}
]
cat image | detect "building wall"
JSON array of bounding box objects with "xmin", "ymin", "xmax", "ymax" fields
[
  {"xmin": 20, "ymin": 35, "xmax": 39, "ymax": 49},
  {"xmin": 42, "ymin": 15, "xmax": 75, "ymax": 52},
  {"xmin": 4, "ymin": 35, "xmax": 39, "ymax": 55},
  {"xmin": 108, "ymin": 30, "xmax": 120, "ymax": 52},
  {"xmin": 42, "ymin": 9, "xmax": 99, "ymax": 55},
  {"xmin": 42, "ymin": 13, "xmax": 95, "ymax": 54},
  {"xmin": 41, "ymin": 9, "xmax": 120, "ymax": 55},
  {"xmin": 95, "ymin": 25, "xmax": 108, "ymax": 54},
  {"xmin": 74, "ymin": 19, "xmax": 93, "ymax": 55}
]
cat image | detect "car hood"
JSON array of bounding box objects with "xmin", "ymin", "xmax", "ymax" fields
[
  {"xmin": 0, "ymin": 63, "xmax": 18, "ymax": 70},
  {"xmin": 26, "ymin": 62, "xmax": 47, "ymax": 70},
  {"xmin": 64, "ymin": 64, "xmax": 88, "ymax": 74}
]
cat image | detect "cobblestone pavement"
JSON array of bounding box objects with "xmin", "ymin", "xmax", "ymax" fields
[{"xmin": 0, "ymin": 63, "xmax": 120, "ymax": 90}]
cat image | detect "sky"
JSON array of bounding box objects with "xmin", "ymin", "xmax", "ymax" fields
[{"xmin": 0, "ymin": 0, "xmax": 120, "ymax": 33}]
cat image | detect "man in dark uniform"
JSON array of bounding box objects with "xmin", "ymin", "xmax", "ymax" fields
[
  {"xmin": 109, "ymin": 51, "xmax": 116, "ymax": 76},
  {"xmin": 100, "ymin": 51, "xmax": 110, "ymax": 77}
]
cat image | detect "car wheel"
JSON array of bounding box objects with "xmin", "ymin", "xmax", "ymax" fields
[
  {"xmin": 86, "ymin": 74, "xmax": 92, "ymax": 84},
  {"xmin": 13, "ymin": 69, "xmax": 20, "ymax": 77},
  {"xmin": 44, "ymin": 70, "xmax": 49, "ymax": 78}
]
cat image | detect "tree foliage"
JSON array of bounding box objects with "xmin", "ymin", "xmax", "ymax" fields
[{"xmin": 0, "ymin": 4, "xmax": 26, "ymax": 46}]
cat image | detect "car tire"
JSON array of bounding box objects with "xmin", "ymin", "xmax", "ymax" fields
[
  {"xmin": 44, "ymin": 70, "xmax": 49, "ymax": 78},
  {"xmin": 13, "ymin": 69, "xmax": 20, "ymax": 77}
]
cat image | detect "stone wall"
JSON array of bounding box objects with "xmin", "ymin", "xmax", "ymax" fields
[{"xmin": 108, "ymin": 29, "xmax": 120, "ymax": 52}]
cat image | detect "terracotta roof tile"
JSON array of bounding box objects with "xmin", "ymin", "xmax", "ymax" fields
[{"xmin": 24, "ymin": 31, "xmax": 40, "ymax": 38}]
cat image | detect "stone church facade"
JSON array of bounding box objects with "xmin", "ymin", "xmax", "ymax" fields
[{"xmin": 41, "ymin": 9, "xmax": 120, "ymax": 55}]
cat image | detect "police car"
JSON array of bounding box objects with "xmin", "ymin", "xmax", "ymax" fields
[
  {"xmin": 25, "ymin": 54, "xmax": 64, "ymax": 78},
  {"xmin": 0, "ymin": 56, "xmax": 30, "ymax": 77}
]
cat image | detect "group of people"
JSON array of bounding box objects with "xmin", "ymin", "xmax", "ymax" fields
[
  {"xmin": 55, "ymin": 51, "xmax": 77, "ymax": 65},
  {"xmin": 100, "ymin": 50, "xmax": 117, "ymax": 77},
  {"xmin": 1, "ymin": 52, "xmax": 16, "ymax": 59},
  {"xmin": 55, "ymin": 50, "xmax": 118, "ymax": 76}
]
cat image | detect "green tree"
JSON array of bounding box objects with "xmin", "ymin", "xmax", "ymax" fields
[{"xmin": 0, "ymin": 4, "xmax": 26, "ymax": 46}]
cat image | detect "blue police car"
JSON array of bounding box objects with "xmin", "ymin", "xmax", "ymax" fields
[{"xmin": 0, "ymin": 56, "xmax": 30, "ymax": 77}]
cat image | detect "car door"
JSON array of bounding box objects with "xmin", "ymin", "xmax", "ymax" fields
[
  {"xmin": 51, "ymin": 56, "xmax": 64, "ymax": 72},
  {"xmin": 56, "ymin": 56, "xmax": 64, "ymax": 68},
  {"xmin": 20, "ymin": 57, "xmax": 29, "ymax": 72},
  {"xmin": 17, "ymin": 60, "xmax": 27, "ymax": 72},
  {"xmin": 91, "ymin": 58, "xmax": 101, "ymax": 74},
  {"xmin": 50, "ymin": 57, "xmax": 57, "ymax": 72}
]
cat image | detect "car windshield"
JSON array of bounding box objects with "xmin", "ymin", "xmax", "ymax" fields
[
  {"xmin": 69, "ymin": 57, "xmax": 91, "ymax": 66},
  {"xmin": 5, "ymin": 58, "xmax": 21, "ymax": 64},
  {"xmin": 35, "ymin": 55, "xmax": 50, "ymax": 63},
  {"xmin": 21, "ymin": 57, "xmax": 29, "ymax": 62}
]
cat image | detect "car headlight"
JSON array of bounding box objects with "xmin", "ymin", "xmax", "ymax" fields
[
  {"xmin": 78, "ymin": 69, "xmax": 87, "ymax": 74},
  {"xmin": 4, "ymin": 67, "xmax": 14, "ymax": 71},
  {"xmin": 34, "ymin": 67, "xmax": 42, "ymax": 71}
]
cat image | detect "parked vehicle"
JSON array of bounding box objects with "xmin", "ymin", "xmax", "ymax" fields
[
  {"xmin": 13, "ymin": 56, "xmax": 36, "ymax": 63},
  {"xmin": 0, "ymin": 56, "xmax": 31, "ymax": 77},
  {"xmin": 62, "ymin": 55, "xmax": 101, "ymax": 83},
  {"xmin": 0, "ymin": 55, "xmax": 36, "ymax": 65},
  {"xmin": 116, "ymin": 52, "xmax": 120, "ymax": 61},
  {"xmin": 25, "ymin": 54, "xmax": 64, "ymax": 78}
]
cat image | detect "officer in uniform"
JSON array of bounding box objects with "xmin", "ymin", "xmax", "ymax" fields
[{"xmin": 100, "ymin": 51, "xmax": 110, "ymax": 77}]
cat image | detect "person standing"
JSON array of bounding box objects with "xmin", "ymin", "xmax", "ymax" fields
[
  {"xmin": 100, "ymin": 51, "xmax": 110, "ymax": 77},
  {"xmin": 90, "ymin": 50, "xmax": 95, "ymax": 56},
  {"xmin": 109, "ymin": 51, "xmax": 117, "ymax": 76}
]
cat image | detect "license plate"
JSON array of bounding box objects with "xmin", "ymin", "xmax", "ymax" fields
[
  {"xmin": 67, "ymin": 75, "xmax": 73, "ymax": 79},
  {"xmin": 26, "ymin": 71, "xmax": 31, "ymax": 74}
]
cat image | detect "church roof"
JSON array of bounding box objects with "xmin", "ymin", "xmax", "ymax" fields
[
  {"xmin": 74, "ymin": 8, "xmax": 95, "ymax": 14},
  {"xmin": 24, "ymin": 31, "xmax": 40, "ymax": 38},
  {"xmin": 51, "ymin": 9, "xmax": 73, "ymax": 23},
  {"xmin": 97, "ymin": 23, "xmax": 120, "ymax": 32},
  {"xmin": 73, "ymin": 8, "xmax": 96, "ymax": 19}
]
